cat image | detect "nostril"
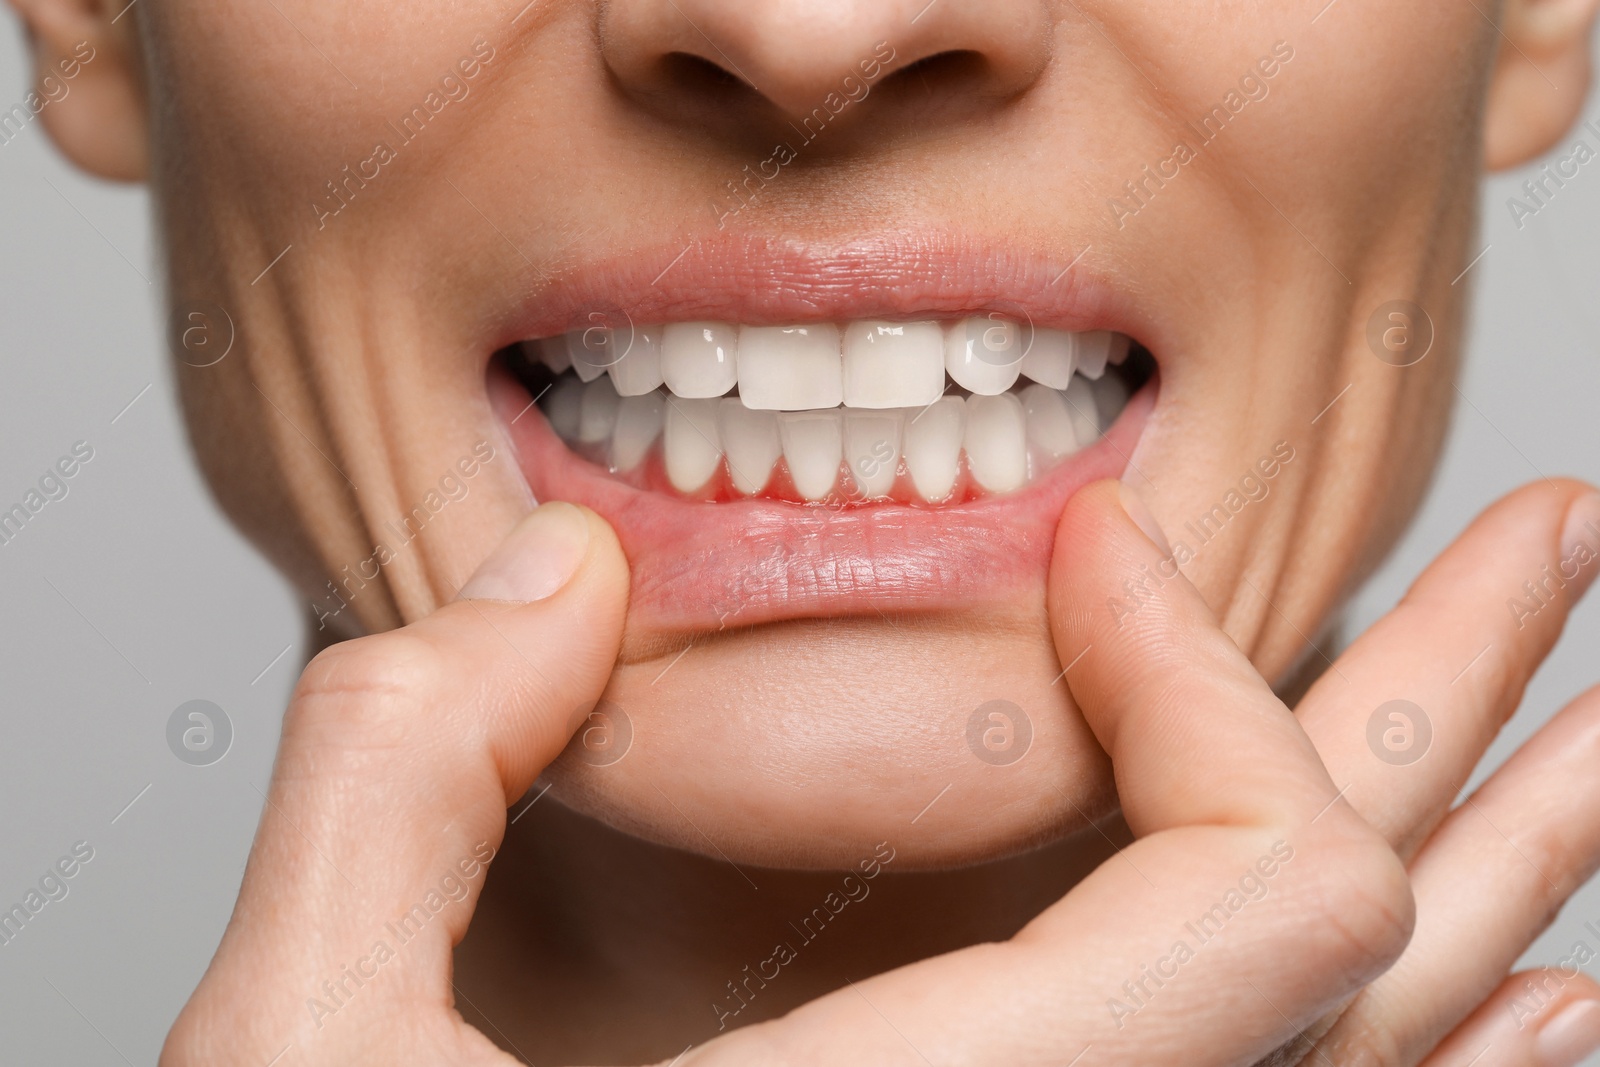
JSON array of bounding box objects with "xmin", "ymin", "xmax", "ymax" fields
[
  {"xmin": 879, "ymin": 50, "xmax": 994, "ymax": 100},
  {"xmin": 601, "ymin": 0, "xmax": 1052, "ymax": 138},
  {"xmin": 890, "ymin": 50, "xmax": 983, "ymax": 84},
  {"xmin": 657, "ymin": 52, "xmax": 759, "ymax": 100},
  {"xmin": 618, "ymin": 51, "xmax": 767, "ymax": 132}
]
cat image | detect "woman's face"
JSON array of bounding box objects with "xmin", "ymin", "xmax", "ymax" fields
[{"xmin": 59, "ymin": 0, "xmax": 1575, "ymax": 866}]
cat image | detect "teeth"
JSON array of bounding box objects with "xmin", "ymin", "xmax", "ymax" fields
[
  {"xmin": 1074, "ymin": 331, "xmax": 1127, "ymax": 380},
  {"xmin": 1090, "ymin": 373, "xmax": 1131, "ymax": 429},
  {"xmin": 903, "ymin": 397, "xmax": 965, "ymax": 503},
  {"xmin": 778, "ymin": 410, "xmax": 843, "ymax": 501},
  {"xmin": 964, "ymin": 393, "xmax": 1028, "ymax": 493},
  {"xmin": 1020, "ymin": 383, "xmax": 1081, "ymax": 460},
  {"xmin": 663, "ymin": 398, "xmax": 724, "ymax": 493},
  {"xmin": 608, "ymin": 326, "xmax": 664, "ymax": 397},
  {"xmin": 842, "ymin": 321, "xmax": 945, "ymax": 409},
  {"xmin": 944, "ymin": 317, "xmax": 1023, "ymax": 395},
  {"xmin": 530, "ymin": 321, "xmax": 1139, "ymax": 502},
  {"xmin": 844, "ymin": 410, "xmax": 904, "ymax": 499},
  {"xmin": 544, "ymin": 375, "xmax": 585, "ymax": 440},
  {"xmin": 738, "ymin": 325, "xmax": 843, "ymax": 411},
  {"xmin": 662, "ymin": 321, "xmax": 738, "ymax": 398},
  {"xmin": 1018, "ymin": 328, "xmax": 1076, "ymax": 389},
  {"xmin": 566, "ymin": 329, "xmax": 611, "ymax": 383},
  {"xmin": 577, "ymin": 377, "xmax": 621, "ymax": 444},
  {"xmin": 532, "ymin": 338, "xmax": 571, "ymax": 375},
  {"xmin": 719, "ymin": 399, "xmax": 781, "ymax": 495},
  {"xmin": 1108, "ymin": 332, "xmax": 1131, "ymax": 366},
  {"xmin": 1062, "ymin": 375, "xmax": 1101, "ymax": 446},
  {"xmin": 612, "ymin": 392, "xmax": 664, "ymax": 471}
]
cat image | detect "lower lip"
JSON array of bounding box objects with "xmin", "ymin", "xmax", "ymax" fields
[{"xmin": 491, "ymin": 365, "xmax": 1157, "ymax": 637}]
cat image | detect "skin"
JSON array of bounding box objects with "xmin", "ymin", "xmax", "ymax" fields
[{"xmin": 10, "ymin": 0, "xmax": 1600, "ymax": 1061}]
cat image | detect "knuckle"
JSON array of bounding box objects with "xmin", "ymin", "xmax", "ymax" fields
[
  {"xmin": 1322, "ymin": 1022, "xmax": 1406, "ymax": 1067},
  {"xmin": 289, "ymin": 631, "xmax": 448, "ymax": 742},
  {"xmin": 1259, "ymin": 1012, "xmax": 1402, "ymax": 1067},
  {"xmin": 1297, "ymin": 825, "xmax": 1415, "ymax": 986}
]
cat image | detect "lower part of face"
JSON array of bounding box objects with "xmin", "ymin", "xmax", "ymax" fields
[{"xmin": 150, "ymin": 1, "xmax": 1483, "ymax": 868}]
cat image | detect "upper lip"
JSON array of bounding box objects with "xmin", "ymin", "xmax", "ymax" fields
[{"xmin": 490, "ymin": 232, "xmax": 1160, "ymax": 352}]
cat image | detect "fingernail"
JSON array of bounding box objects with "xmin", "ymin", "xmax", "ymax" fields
[
  {"xmin": 457, "ymin": 502, "xmax": 591, "ymax": 603},
  {"xmin": 1118, "ymin": 483, "xmax": 1172, "ymax": 555},
  {"xmin": 1537, "ymin": 999, "xmax": 1600, "ymax": 1067},
  {"xmin": 1559, "ymin": 491, "xmax": 1600, "ymax": 600}
]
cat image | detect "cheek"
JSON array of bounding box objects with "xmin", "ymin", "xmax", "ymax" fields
[
  {"xmin": 542, "ymin": 612, "xmax": 1115, "ymax": 870},
  {"xmin": 141, "ymin": 2, "xmax": 506, "ymax": 192},
  {"xmin": 1231, "ymin": 10, "xmax": 1491, "ymax": 209}
]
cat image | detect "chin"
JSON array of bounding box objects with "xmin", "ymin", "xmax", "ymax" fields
[
  {"xmin": 539, "ymin": 615, "xmax": 1120, "ymax": 870},
  {"xmin": 487, "ymin": 234, "xmax": 1158, "ymax": 870}
]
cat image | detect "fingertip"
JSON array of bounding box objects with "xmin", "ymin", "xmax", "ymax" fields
[
  {"xmin": 1050, "ymin": 480, "xmax": 1178, "ymax": 611},
  {"xmin": 1051, "ymin": 479, "xmax": 1128, "ymax": 565},
  {"xmin": 456, "ymin": 502, "xmax": 631, "ymax": 609},
  {"xmin": 573, "ymin": 502, "xmax": 628, "ymax": 576},
  {"xmin": 1117, "ymin": 482, "xmax": 1173, "ymax": 554},
  {"xmin": 1558, "ymin": 489, "xmax": 1600, "ymax": 597},
  {"xmin": 458, "ymin": 501, "xmax": 592, "ymax": 603},
  {"xmin": 1539, "ymin": 991, "xmax": 1600, "ymax": 1067},
  {"xmin": 571, "ymin": 502, "xmax": 632, "ymax": 613},
  {"xmin": 1425, "ymin": 970, "xmax": 1600, "ymax": 1067}
]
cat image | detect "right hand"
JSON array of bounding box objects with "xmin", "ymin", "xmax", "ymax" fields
[{"xmin": 691, "ymin": 479, "xmax": 1600, "ymax": 1066}]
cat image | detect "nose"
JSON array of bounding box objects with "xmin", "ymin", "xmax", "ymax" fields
[{"xmin": 599, "ymin": 0, "xmax": 1051, "ymax": 123}]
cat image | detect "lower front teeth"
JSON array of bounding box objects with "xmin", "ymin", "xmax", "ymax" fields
[
  {"xmin": 663, "ymin": 398, "xmax": 723, "ymax": 493},
  {"xmin": 719, "ymin": 400, "xmax": 781, "ymax": 495},
  {"xmin": 905, "ymin": 397, "xmax": 965, "ymax": 503},
  {"xmin": 778, "ymin": 411, "xmax": 844, "ymax": 501},
  {"xmin": 539, "ymin": 367, "xmax": 1127, "ymax": 504},
  {"xmin": 844, "ymin": 410, "xmax": 904, "ymax": 498},
  {"xmin": 964, "ymin": 394, "xmax": 1028, "ymax": 494},
  {"xmin": 526, "ymin": 324, "xmax": 1139, "ymax": 505},
  {"xmin": 612, "ymin": 393, "xmax": 665, "ymax": 471}
]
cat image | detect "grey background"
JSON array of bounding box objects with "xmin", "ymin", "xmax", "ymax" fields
[{"xmin": 2, "ymin": 18, "xmax": 1599, "ymax": 1067}]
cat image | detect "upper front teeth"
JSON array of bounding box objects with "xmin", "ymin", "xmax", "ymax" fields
[
  {"xmin": 527, "ymin": 318, "xmax": 1136, "ymax": 504},
  {"xmin": 546, "ymin": 317, "xmax": 1126, "ymax": 410},
  {"xmin": 607, "ymin": 326, "xmax": 664, "ymax": 396},
  {"xmin": 737, "ymin": 324, "xmax": 845, "ymax": 410},
  {"xmin": 842, "ymin": 321, "xmax": 945, "ymax": 409},
  {"xmin": 662, "ymin": 321, "xmax": 738, "ymax": 398},
  {"xmin": 944, "ymin": 318, "xmax": 1024, "ymax": 396}
]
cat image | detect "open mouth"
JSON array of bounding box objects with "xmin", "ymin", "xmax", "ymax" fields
[
  {"xmin": 504, "ymin": 320, "xmax": 1151, "ymax": 505},
  {"xmin": 486, "ymin": 238, "xmax": 1160, "ymax": 641}
]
